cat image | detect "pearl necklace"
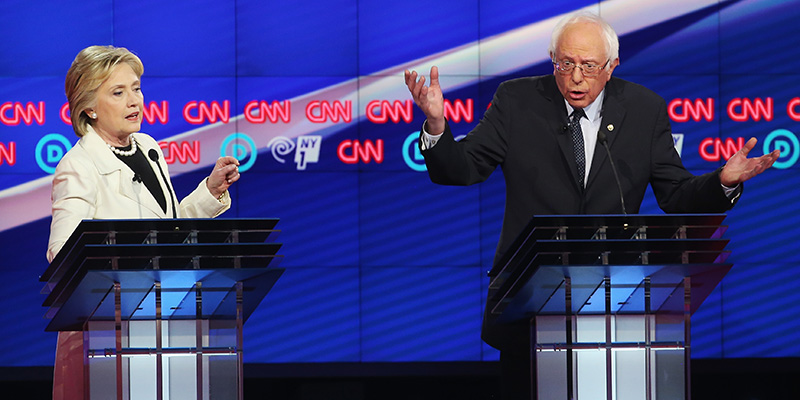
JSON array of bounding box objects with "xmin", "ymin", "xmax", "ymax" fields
[{"xmin": 108, "ymin": 138, "xmax": 138, "ymax": 157}]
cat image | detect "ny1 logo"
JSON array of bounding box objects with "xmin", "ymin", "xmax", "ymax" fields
[{"xmin": 267, "ymin": 135, "xmax": 322, "ymax": 170}]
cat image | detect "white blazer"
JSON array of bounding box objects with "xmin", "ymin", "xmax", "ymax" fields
[{"xmin": 47, "ymin": 126, "xmax": 230, "ymax": 262}]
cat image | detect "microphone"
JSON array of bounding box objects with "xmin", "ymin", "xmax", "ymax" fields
[
  {"xmin": 149, "ymin": 149, "xmax": 178, "ymax": 218},
  {"xmin": 132, "ymin": 173, "xmax": 142, "ymax": 183},
  {"xmin": 597, "ymin": 130, "xmax": 627, "ymax": 215}
]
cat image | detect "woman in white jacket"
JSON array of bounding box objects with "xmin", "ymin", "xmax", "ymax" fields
[{"xmin": 48, "ymin": 45, "xmax": 241, "ymax": 399}]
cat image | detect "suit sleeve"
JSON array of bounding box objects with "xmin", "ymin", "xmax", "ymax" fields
[
  {"xmin": 421, "ymin": 83, "xmax": 510, "ymax": 186},
  {"xmin": 648, "ymin": 98, "xmax": 739, "ymax": 213},
  {"xmin": 178, "ymin": 179, "xmax": 230, "ymax": 218},
  {"xmin": 47, "ymin": 156, "xmax": 98, "ymax": 263}
]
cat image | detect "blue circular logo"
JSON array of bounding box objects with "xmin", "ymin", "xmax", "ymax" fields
[
  {"xmin": 35, "ymin": 133, "xmax": 73, "ymax": 174},
  {"xmin": 402, "ymin": 131, "xmax": 426, "ymax": 172},
  {"xmin": 221, "ymin": 133, "xmax": 257, "ymax": 172},
  {"xmin": 763, "ymin": 129, "xmax": 799, "ymax": 169}
]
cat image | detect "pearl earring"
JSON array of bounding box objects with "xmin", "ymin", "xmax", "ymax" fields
[{"xmin": 91, "ymin": 112, "xmax": 97, "ymax": 119}]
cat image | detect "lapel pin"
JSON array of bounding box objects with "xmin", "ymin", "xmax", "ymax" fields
[{"xmin": 607, "ymin": 124, "xmax": 614, "ymax": 132}]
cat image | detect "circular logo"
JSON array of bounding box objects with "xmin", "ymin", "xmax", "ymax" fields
[
  {"xmin": 35, "ymin": 133, "xmax": 73, "ymax": 174},
  {"xmin": 402, "ymin": 131, "xmax": 426, "ymax": 172},
  {"xmin": 220, "ymin": 133, "xmax": 257, "ymax": 172},
  {"xmin": 763, "ymin": 129, "xmax": 799, "ymax": 169},
  {"xmin": 267, "ymin": 136, "xmax": 295, "ymax": 164}
]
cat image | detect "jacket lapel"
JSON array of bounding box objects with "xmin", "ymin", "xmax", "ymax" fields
[
  {"xmin": 82, "ymin": 127, "xmax": 167, "ymax": 218},
  {"xmin": 140, "ymin": 137, "xmax": 177, "ymax": 218},
  {"xmin": 586, "ymin": 78, "xmax": 625, "ymax": 189},
  {"xmin": 541, "ymin": 77, "xmax": 582, "ymax": 191}
]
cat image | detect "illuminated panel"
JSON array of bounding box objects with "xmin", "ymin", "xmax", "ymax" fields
[
  {"xmin": 0, "ymin": 0, "xmax": 113, "ymax": 76},
  {"xmin": 604, "ymin": 0, "xmax": 724, "ymax": 76},
  {"xmin": 722, "ymin": 262, "xmax": 800, "ymax": 357},
  {"xmin": 359, "ymin": 76, "xmax": 483, "ymax": 175},
  {"xmin": 236, "ymin": 77, "xmax": 359, "ymax": 173},
  {"xmin": 236, "ymin": 0, "xmax": 358, "ymax": 76},
  {"xmin": 244, "ymin": 267, "xmax": 361, "ymax": 362},
  {"xmin": 691, "ymin": 285, "xmax": 724, "ymax": 358},
  {"xmin": 360, "ymin": 266, "xmax": 483, "ymax": 361},
  {"xmin": 359, "ymin": 0, "xmax": 479, "ymax": 76},
  {"xmin": 113, "ymin": 0, "xmax": 236, "ymax": 77},
  {"xmin": 232, "ymin": 171, "xmax": 360, "ymax": 268},
  {"xmin": 719, "ymin": 0, "xmax": 800, "ymax": 75},
  {"xmin": 0, "ymin": 217, "xmax": 54, "ymax": 366},
  {"xmin": 479, "ymin": 1, "xmax": 595, "ymax": 40},
  {"xmin": 0, "ymin": 77, "xmax": 78, "ymax": 180},
  {"xmin": 360, "ymin": 172, "xmax": 481, "ymax": 267}
]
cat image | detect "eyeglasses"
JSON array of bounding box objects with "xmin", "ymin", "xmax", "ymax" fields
[{"xmin": 552, "ymin": 59, "xmax": 609, "ymax": 77}]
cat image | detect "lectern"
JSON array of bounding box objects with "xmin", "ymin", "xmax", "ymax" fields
[
  {"xmin": 40, "ymin": 219, "xmax": 284, "ymax": 400},
  {"xmin": 488, "ymin": 214, "xmax": 731, "ymax": 400}
]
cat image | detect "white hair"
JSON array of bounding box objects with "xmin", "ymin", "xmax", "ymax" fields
[{"xmin": 548, "ymin": 12, "xmax": 619, "ymax": 68}]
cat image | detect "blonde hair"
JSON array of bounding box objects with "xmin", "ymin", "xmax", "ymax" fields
[{"xmin": 64, "ymin": 45, "xmax": 144, "ymax": 137}]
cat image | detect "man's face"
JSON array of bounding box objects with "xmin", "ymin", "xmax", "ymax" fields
[{"xmin": 552, "ymin": 22, "xmax": 619, "ymax": 109}]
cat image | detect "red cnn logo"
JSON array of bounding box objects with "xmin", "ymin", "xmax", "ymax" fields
[
  {"xmin": 244, "ymin": 100, "xmax": 291, "ymax": 123},
  {"xmin": 727, "ymin": 98, "xmax": 773, "ymax": 122},
  {"xmin": 699, "ymin": 137, "xmax": 745, "ymax": 161},
  {"xmin": 443, "ymin": 99, "xmax": 474, "ymax": 123},
  {"xmin": 0, "ymin": 102, "xmax": 45, "ymax": 125},
  {"xmin": 338, "ymin": 139, "xmax": 383, "ymax": 164},
  {"xmin": 60, "ymin": 102, "xmax": 71, "ymax": 124},
  {"xmin": 306, "ymin": 100, "xmax": 352, "ymax": 123},
  {"xmin": 0, "ymin": 142, "xmax": 15, "ymax": 166},
  {"xmin": 366, "ymin": 100, "xmax": 413, "ymax": 123},
  {"xmin": 184, "ymin": 101, "xmax": 230, "ymax": 124},
  {"xmin": 787, "ymin": 98, "xmax": 800, "ymax": 121},
  {"xmin": 159, "ymin": 141, "xmax": 201, "ymax": 164},
  {"xmin": 668, "ymin": 98, "xmax": 714, "ymax": 122},
  {"xmin": 142, "ymin": 101, "xmax": 169, "ymax": 124}
]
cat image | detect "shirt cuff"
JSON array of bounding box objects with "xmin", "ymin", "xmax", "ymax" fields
[
  {"xmin": 420, "ymin": 120, "xmax": 442, "ymax": 150},
  {"xmin": 721, "ymin": 182, "xmax": 741, "ymax": 203}
]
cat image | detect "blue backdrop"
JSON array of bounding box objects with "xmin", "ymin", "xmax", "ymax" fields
[{"xmin": 1, "ymin": 0, "xmax": 799, "ymax": 366}]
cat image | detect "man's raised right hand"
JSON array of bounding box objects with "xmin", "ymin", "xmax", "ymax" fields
[{"xmin": 404, "ymin": 66, "xmax": 446, "ymax": 135}]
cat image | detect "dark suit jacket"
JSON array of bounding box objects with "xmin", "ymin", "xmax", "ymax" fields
[{"xmin": 420, "ymin": 75, "xmax": 739, "ymax": 349}]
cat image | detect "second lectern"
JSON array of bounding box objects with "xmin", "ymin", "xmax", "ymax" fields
[{"xmin": 488, "ymin": 214, "xmax": 732, "ymax": 400}]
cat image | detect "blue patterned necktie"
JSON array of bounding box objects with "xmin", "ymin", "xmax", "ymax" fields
[{"xmin": 569, "ymin": 108, "xmax": 586, "ymax": 188}]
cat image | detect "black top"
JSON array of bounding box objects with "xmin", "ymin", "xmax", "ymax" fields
[{"xmin": 112, "ymin": 144, "xmax": 168, "ymax": 214}]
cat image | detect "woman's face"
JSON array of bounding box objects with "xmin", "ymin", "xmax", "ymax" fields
[{"xmin": 88, "ymin": 63, "xmax": 143, "ymax": 144}]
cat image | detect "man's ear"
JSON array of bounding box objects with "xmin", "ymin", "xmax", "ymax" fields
[{"xmin": 606, "ymin": 58, "xmax": 620, "ymax": 80}]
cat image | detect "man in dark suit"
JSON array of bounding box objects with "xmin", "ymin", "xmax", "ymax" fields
[{"xmin": 404, "ymin": 11, "xmax": 779, "ymax": 400}]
